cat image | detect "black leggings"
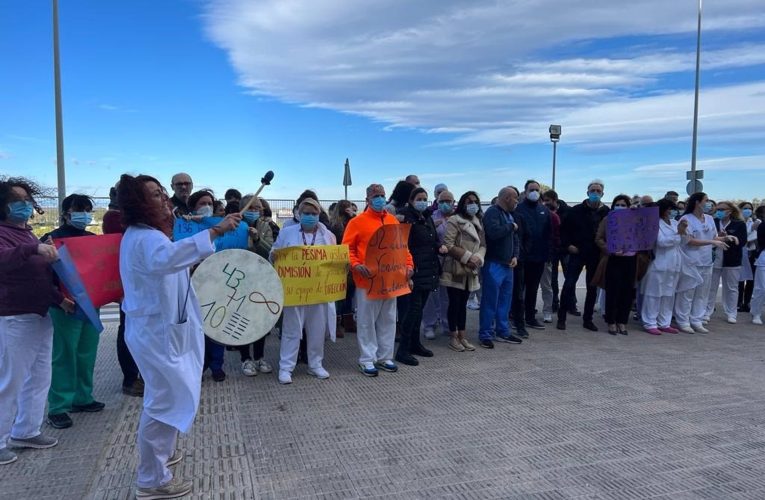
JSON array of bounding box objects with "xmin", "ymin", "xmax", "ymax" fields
[
  {"xmin": 446, "ymin": 286, "xmax": 471, "ymax": 331},
  {"xmin": 604, "ymin": 255, "xmax": 637, "ymax": 325},
  {"xmin": 238, "ymin": 337, "xmax": 266, "ymax": 362}
]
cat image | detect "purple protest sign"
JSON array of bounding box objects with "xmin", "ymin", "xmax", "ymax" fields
[{"xmin": 606, "ymin": 207, "xmax": 660, "ymax": 254}]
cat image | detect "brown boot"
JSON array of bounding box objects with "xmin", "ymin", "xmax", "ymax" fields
[
  {"xmin": 458, "ymin": 331, "xmax": 475, "ymax": 351},
  {"xmin": 335, "ymin": 315, "xmax": 345, "ymax": 338},
  {"xmin": 449, "ymin": 332, "xmax": 465, "ymax": 352}
]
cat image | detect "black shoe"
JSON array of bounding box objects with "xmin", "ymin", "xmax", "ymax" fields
[
  {"xmin": 71, "ymin": 401, "xmax": 105, "ymax": 413},
  {"xmin": 479, "ymin": 339, "xmax": 494, "ymax": 349},
  {"xmin": 496, "ymin": 334, "xmax": 523, "ymax": 344},
  {"xmin": 514, "ymin": 326, "xmax": 530, "ymax": 339},
  {"xmin": 632, "ymin": 313, "xmax": 640, "ymax": 321},
  {"xmin": 212, "ymin": 370, "xmax": 226, "ymax": 382},
  {"xmin": 410, "ymin": 345, "xmax": 434, "ymax": 357},
  {"xmin": 122, "ymin": 380, "xmax": 144, "ymax": 397},
  {"xmin": 618, "ymin": 326, "xmax": 629, "ymax": 336},
  {"xmin": 556, "ymin": 320, "xmax": 566, "ymax": 330},
  {"xmin": 568, "ymin": 308, "xmax": 582, "ymax": 317},
  {"xmin": 47, "ymin": 413, "xmax": 73, "ymax": 429},
  {"xmin": 552, "ymin": 301, "xmax": 560, "ymax": 313},
  {"xmin": 395, "ymin": 352, "xmax": 419, "ymax": 366},
  {"xmin": 739, "ymin": 304, "xmax": 751, "ymax": 313},
  {"xmin": 583, "ymin": 321, "xmax": 599, "ymax": 332},
  {"xmin": 526, "ymin": 319, "xmax": 545, "ymax": 330}
]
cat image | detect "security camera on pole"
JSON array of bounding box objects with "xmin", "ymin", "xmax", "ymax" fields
[{"xmin": 549, "ymin": 125, "xmax": 561, "ymax": 190}]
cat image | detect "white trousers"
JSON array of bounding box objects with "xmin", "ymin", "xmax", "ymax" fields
[
  {"xmin": 705, "ymin": 267, "xmax": 741, "ymax": 319},
  {"xmin": 751, "ymin": 266, "xmax": 765, "ymax": 319},
  {"xmin": 674, "ymin": 265, "xmax": 713, "ymax": 327},
  {"xmin": 355, "ymin": 288, "xmax": 396, "ymax": 364},
  {"xmin": 280, "ymin": 304, "xmax": 328, "ymax": 373},
  {"xmin": 136, "ymin": 411, "xmax": 178, "ymax": 488},
  {"xmin": 641, "ymin": 295, "xmax": 674, "ymax": 329},
  {"xmin": 540, "ymin": 262, "xmax": 553, "ymax": 315},
  {"xmin": 0, "ymin": 314, "xmax": 53, "ymax": 449}
]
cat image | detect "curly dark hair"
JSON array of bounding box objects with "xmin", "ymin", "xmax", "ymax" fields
[
  {"xmin": 388, "ymin": 180, "xmax": 414, "ymax": 208},
  {"xmin": 0, "ymin": 176, "xmax": 44, "ymax": 221},
  {"xmin": 187, "ymin": 190, "xmax": 216, "ymax": 214},
  {"xmin": 117, "ymin": 174, "xmax": 173, "ymax": 237},
  {"xmin": 456, "ymin": 191, "xmax": 481, "ymax": 218}
]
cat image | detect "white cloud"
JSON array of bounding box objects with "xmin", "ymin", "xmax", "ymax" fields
[{"xmin": 203, "ymin": 0, "xmax": 765, "ymax": 149}]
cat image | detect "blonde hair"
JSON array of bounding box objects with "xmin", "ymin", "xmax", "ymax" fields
[{"xmin": 717, "ymin": 200, "xmax": 743, "ymax": 221}]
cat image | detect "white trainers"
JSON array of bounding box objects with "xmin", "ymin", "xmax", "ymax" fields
[
  {"xmin": 543, "ymin": 313, "xmax": 552, "ymax": 323},
  {"xmin": 278, "ymin": 370, "xmax": 292, "ymax": 384},
  {"xmin": 307, "ymin": 367, "xmax": 330, "ymax": 379},
  {"xmin": 701, "ymin": 317, "xmax": 710, "ymax": 325},
  {"xmin": 753, "ymin": 316, "xmax": 763, "ymax": 325},
  {"xmin": 242, "ymin": 359, "xmax": 258, "ymax": 377},
  {"xmin": 467, "ymin": 297, "xmax": 480, "ymax": 310},
  {"xmin": 254, "ymin": 359, "xmax": 273, "ymax": 373},
  {"xmin": 726, "ymin": 316, "xmax": 737, "ymax": 324},
  {"xmin": 692, "ymin": 324, "xmax": 709, "ymax": 333},
  {"xmin": 678, "ymin": 325, "xmax": 696, "ymax": 334},
  {"xmin": 423, "ymin": 328, "xmax": 436, "ymax": 340}
]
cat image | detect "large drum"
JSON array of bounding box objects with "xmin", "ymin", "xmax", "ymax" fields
[{"xmin": 192, "ymin": 249, "xmax": 283, "ymax": 346}]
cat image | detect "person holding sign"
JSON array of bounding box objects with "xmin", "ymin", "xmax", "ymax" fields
[
  {"xmin": 270, "ymin": 198, "xmax": 338, "ymax": 384},
  {"xmin": 0, "ymin": 177, "xmax": 73, "ymax": 466},
  {"xmin": 41, "ymin": 194, "xmax": 105, "ymax": 430},
  {"xmin": 343, "ymin": 184, "xmax": 413, "ymax": 377},
  {"xmin": 117, "ymin": 174, "xmax": 242, "ymax": 499},
  {"xmin": 675, "ymin": 192, "xmax": 730, "ymax": 334}
]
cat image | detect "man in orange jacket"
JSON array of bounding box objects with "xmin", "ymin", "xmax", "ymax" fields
[{"xmin": 343, "ymin": 184, "xmax": 414, "ymax": 377}]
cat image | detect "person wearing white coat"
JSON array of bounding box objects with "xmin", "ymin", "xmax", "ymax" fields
[
  {"xmin": 641, "ymin": 199, "xmax": 690, "ymax": 334},
  {"xmin": 751, "ymin": 219, "xmax": 765, "ymax": 325},
  {"xmin": 704, "ymin": 201, "xmax": 747, "ymax": 324},
  {"xmin": 270, "ymin": 198, "xmax": 337, "ymax": 385},
  {"xmin": 118, "ymin": 174, "xmax": 241, "ymax": 499},
  {"xmin": 674, "ymin": 192, "xmax": 730, "ymax": 334}
]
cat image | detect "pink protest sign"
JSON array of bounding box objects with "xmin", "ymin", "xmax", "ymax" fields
[{"xmin": 606, "ymin": 207, "xmax": 660, "ymax": 254}]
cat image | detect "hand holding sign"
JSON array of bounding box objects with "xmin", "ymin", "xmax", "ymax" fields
[{"xmin": 364, "ymin": 225, "xmax": 412, "ymax": 300}]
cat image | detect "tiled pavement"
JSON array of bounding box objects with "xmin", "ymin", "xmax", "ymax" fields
[{"xmin": 3, "ymin": 292, "xmax": 765, "ymax": 500}]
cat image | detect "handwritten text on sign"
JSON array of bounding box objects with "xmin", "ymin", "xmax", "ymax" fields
[
  {"xmin": 365, "ymin": 224, "xmax": 412, "ymax": 300},
  {"xmin": 192, "ymin": 250, "xmax": 283, "ymax": 346},
  {"xmin": 273, "ymin": 245, "xmax": 350, "ymax": 306},
  {"xmin": 606, "ymin": 207, "xmax": 660, "ymax": 254},
  {"xmin": 54, "ymin": 233, "xmax": 123, "ymax": 307}
]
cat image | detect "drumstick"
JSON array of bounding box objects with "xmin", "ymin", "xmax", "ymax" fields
[{"xmin": 239, "ymin": 171, "xmax": 275, "ymax": 214}]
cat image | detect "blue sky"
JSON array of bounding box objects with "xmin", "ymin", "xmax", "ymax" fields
[{"xmin": 1, "ymin": 0, "xmax": 764, "ymax": 204}]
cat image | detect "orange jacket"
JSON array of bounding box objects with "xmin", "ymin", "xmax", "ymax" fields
[{"xmin": 342, "ymin": 208, "xmax": 414, "ymax": 289}]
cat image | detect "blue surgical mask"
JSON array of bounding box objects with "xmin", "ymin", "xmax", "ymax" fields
[
  {"xmin": 466, "ymin": 203, "xmax": 479, "ymax": 216},
  {"xmin": 70, "ymin": 212, "xmax": 92, "ymax": 230},
  {"xmin": 715, "ymin": 210, "xmax": 725, "ymax": 219},
  {"xmin": 703, "ymin": 202, "xmax": 713, "ymax": 213},
  {"xmin": 526, "ymin": 191, "xmax": 540, "ymax": 202},
  {"xmin": 370, "ymin": 196, "xmax": 387, "ymax": 212},
  {"xmin": 669, "ymin": 209, "xmax": 680, "ymax": 219},
  {"xmin": 413, "ymin": 200, "xmax": 428, "ymax": 212},
  {"xmin": 588, "ymin": 192, "xmax": 602, "ymax": 203},
  {"xmin": 243, "ymin": 211, "xmax": 260, "ymax": 223},
  {"xmin": 300, "ymin": 213, "xmax": 319, "ymax": 229},
  {"xmin": 7, "ymin": 200, "xmax": 34, "ymax": 223},
  {"xmin": 743, "ymin": 208, "xmax": 753, "ymax": 219},
  {"xmin": 613, "ymin": 205, "xmax": 627, "ymax": 211},
  {"xmin": 438, "ymin": 202, "xmax": 454, "ymax": 214},
  {"xmin": 196, "ymin": 206, "xmax": 213, "ymax": 218}
]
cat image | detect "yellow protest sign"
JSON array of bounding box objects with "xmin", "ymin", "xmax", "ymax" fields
[{"xmin": 273, "ymin": 245, "xmax": 350, "ymax": 306}]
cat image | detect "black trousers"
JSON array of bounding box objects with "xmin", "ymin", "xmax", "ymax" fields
[
  {"xmin": 117, "ymin": 309, "xmax": 140, "ymax": 387},
  {"xmin": 557, "ymin": 253, "xmax": 600, "ymax": 323},
  {"xmin": 446, "ymin": 286, "xmax": 470, "ymax": 331},
  {"xmin": 739, "ymin": 252, "xmax": 757, "ymax": 308},
  {"xmin": 238, "ymin": 337, "xmax": 266, "ymax": 361},
  {"xmin": 510, "ymin": 264, "xmax": 525, "ymax": 325},
  {"xmin": 604, "ymin": 255, "xmax": 637, "ymax": 325},
  {"xmin": 523, "ymin": 261, "xmax": 545, "ymax": 321},
  {"xmin": 551, "ymin": 254, "xmax": 561, "ymax": 309},
  {"xmin": 397, "ymin": 288, "xmax": 431, "ymax": 354}
]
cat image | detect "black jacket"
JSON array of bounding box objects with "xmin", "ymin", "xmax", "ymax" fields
[
  {"xmin": 560, "ymin": 200, "xmax": 610, "ymax": 259},
  {"xmin": 399, "ymin": 205, "xmax": 441, "ymax": 291},
  {"xmin": 720, "ymin": 219, "xmax": 747, "ymax": 268},
  {"xmin": 514, "ymin": 199, "xmax": 552, "ymax": 263}
]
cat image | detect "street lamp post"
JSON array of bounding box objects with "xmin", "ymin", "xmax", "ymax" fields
[
  {"xmin": 549, "ymin": 125, "xmax": 561, "ymax": 190},
  {"xmin": 53, "ymin": 0, "xmax": 66, "ymax": 207},
  {"xmin": 690, "ymin": 0, "xmax": 702, "ymax": 187}
]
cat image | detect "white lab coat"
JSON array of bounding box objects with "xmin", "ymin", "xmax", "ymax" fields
[
  {"xmin": 120, "ymin": 226, "xmax": 214, "ymax": 433},
  {"xmin": 642, "ymin": 219, "xmax": 684, "ymax": 297},
  {"xmin": 269, "ymin": 223, "xmax": 337, "ymax": 342}
]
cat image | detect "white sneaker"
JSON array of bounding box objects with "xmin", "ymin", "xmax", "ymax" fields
[
  {"xmin": 753, "ymin": 316, "xmax": 763, "ymax": 325},
  {"xmin": 278, "ymin": 370, "xmax": 292, "ymax": 384},
  {"xmin": 254, "ymin": 359, "xmax": 273, "ymax": 373},
  {"xmin": 678, "ymin": 325, "xmax": 696, "ymax": 334},
  {"xmin": 726, "ymin": 316, "xmax": 737, "ymax": 324},
  {"xmin": 467, "ymin": 298, "xmax": 480, "ymax": 310},
  {"xmin": 692, "ymin": 324, "xmax": 709, "ymax": 333},
  {"xmin": 543, "ymin": 313, "xmax": 552, "ymax": 323},
  {"xmin": 242, "ymin": 359, "xmax": 258, "ymax": 377},
  {"xmin": 307, "ymin": 367, "xmax": 330, "ymax": 379},
  {"xmin": 423, "ymin": 328, "xmax": 436, "ymax": 340},
  {"xmin": 701, "ymin": 316, "xmax": 710, "ymax": 325}
]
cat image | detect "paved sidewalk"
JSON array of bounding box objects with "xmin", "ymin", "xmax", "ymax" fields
[{"xmin": 3, "ymin": 299, "xmax": 765, "ymax": 499}]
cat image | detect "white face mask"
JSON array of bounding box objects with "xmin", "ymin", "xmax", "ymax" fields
[
  {"xmin": 526, "ymin": 190, "xmax": 540, "ymax": 202},
  {"xmin": 196, "ymin": 205, "xmax": 213, "ymax": 218}
]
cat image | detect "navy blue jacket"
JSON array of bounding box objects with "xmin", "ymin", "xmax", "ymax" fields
[
  {"xmin": 483, "ymin": 205, "xmax": 520, "ymax": 264},
  {"xmin": 514, "ymin": 199, "xmax": 552, "ymax": 263}
]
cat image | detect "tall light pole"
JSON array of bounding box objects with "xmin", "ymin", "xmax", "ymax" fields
[
  {"xmin": 53, "ymin": 0, "xmax": 66, "ymax": 207},
  {"xmin": 690, "ymin": 0, "xmax": 702, "ymax": 187},
  {"xmin": 549, "ymin": 125, "xmax": 561, "ymax": 190}
]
